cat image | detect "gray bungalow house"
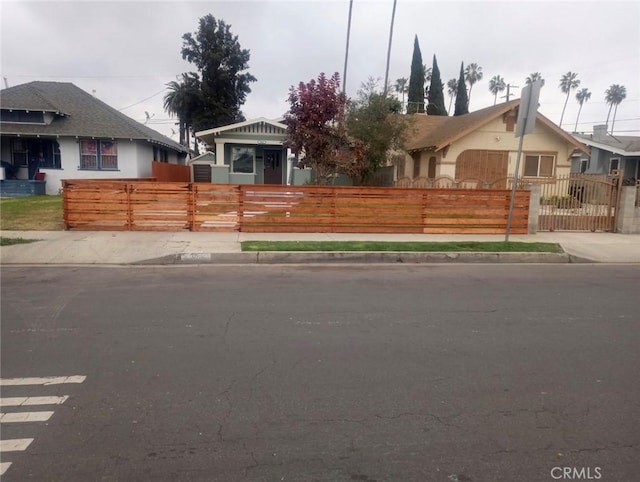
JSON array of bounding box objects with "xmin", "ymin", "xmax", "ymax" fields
[
  {"xmin": 572, "ymin": 125, "xmax": 640, "ymax": 181},
  {"xmin": 195, "ymin": 118, "xmax": 291, "ymax": 185},
  {"xmin": 0, "ymin": 81, "xmax": 188, "ymax": 195}
]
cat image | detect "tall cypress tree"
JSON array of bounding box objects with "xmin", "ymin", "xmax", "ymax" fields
[
  {"xmin": 407, "ymin": 35, "xmax": 425, "ymax": 114},
  {"xmin": 454, "ymin": 62, "xmax": 469, "ymax": 116},
  {"xmin": 426, "ymin": 54, "xmax": 447, "ymax": 116}
]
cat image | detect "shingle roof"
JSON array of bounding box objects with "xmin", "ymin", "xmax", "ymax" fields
[
  {"xmin": 573, "ymin": 132, "xmax": 640, "ymax": 155},
  {"xmin": 405, "ymin": 99, "xmax": 588, "ymax": 155},
  {"xmin": 0, "ymin": 81, "xmax": 187, "ymax": 153}
]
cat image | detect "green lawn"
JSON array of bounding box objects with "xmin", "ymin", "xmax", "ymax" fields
[
  {"xmin": 0, "ymin": 195, "xmax": 64, "ymax": 230},
  {"xmin": 0, "ymin": 237, "xmax": 40, "ymax": 246},
  {"xmin": 241, "ymin": 241, "xmax": 564, "ymax": 253}
]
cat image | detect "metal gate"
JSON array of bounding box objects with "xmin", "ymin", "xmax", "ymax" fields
[{"xmin": 538, "ymin": 172, "xmax": 623, "ymax": 232}]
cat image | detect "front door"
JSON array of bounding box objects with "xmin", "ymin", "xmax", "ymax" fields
[{"xmin": 263, "ymin": 150, "xmax": 283, "ymax": 184}]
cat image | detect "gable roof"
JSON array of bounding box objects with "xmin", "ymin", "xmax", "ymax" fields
[
  {"xmin": 0, "ymin": 81, "xmax": 187, "ymax": 153},
  {"xmin": 196, "ymin": 117, "xmax": 287, "ymax": 138},
  {"xmin": 405, "ymin": 99, "xmax": 589, "ymax": 155},
  {"xmin": 572, "ymin": 132, "xmax": 640, "ymax": 156}
]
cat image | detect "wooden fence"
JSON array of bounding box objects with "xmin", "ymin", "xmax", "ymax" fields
[
  {"xmin": 62, "ymin": 180, "xmax": 530, "ymax": 234},
  {"xmin": 151, "ymin": 161, "xmax": 191, "ymax": 182}
]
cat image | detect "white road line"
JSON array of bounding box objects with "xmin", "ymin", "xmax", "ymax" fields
[
  {"xmin": 0, "ymin": 438, "xmax": 34, "ymax": 452},
  {"xmin": 0, "ymin": 411, "xmax": 54, "ymax": 423},
  {"xmin": 0, "ymin": 396, "xmax": 69, "ymax": 407},
  {"xmin": 0, "ymin": 462, "xmax": 12, "ymax": 475},
  {"xmin": 0, "ymin": 376, "xmax": 86, "ymax": 386}
]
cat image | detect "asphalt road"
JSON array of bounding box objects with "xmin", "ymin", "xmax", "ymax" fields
[{"xmin": 1, "ymin": 265, "xmax": 638, "ymax": 482}]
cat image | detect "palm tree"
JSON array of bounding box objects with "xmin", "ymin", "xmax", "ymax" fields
[
  {"xmin": 605, "ymin": 84, "xmax": 627, "ymax": 133},
  {"xmin": 558, "ymin": 71, "xmax": 580, "ymax": 128},
  {"xmin": 395, "ymin": 77, "xmax": 408, "ymax": 112},
  {"xmin": 163, "ymin": 72, "xmax": 201, "ymax": 150},
  {"xmin": 573, "ymin": 88, "xmax": 591, "ymax": 132},
  {"xmin": 464, "ymin": 63, "xmax": 483, "ymax": 105},
  {"xmin": 488, "ymin": 75, "xmax": 506, "ymax": 105},
  {"xmin": 423, "ymin": 65, "xmax": 432, "ymax": 96},
  {"xmin": 525, "ymin": 72, "xmax": 545, "ymax": 87},
  {"xmin": 447, "ymin": 78, "xmax": 458, "ymax": 114}
]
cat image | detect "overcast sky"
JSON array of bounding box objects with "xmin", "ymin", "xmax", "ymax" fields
[{"xmin": 2, "ymin": 0, "xmax": 639, "ymax": 141}]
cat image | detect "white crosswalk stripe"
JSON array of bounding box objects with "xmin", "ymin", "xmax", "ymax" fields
[
  {"xmin": 0, "ymin": 438, "xmax": 33, "ymax": 452},
  {"xmin": 0, "ymin": 375, "xmax": 86, "ymax": 386},
  {"xmin": 0, "ymin": 462, "xmax": 12, "ymax": 476},
  {"xmin": 0, "ymin": 411, "xmax": 55, "ymax": 423},
  {"xmin": 0, "ymin": 375, "xmax": 86, "ymax": 476},
  {"xmin": 0, "ymin": 395, "xmax": 69, "ymax": 407}
]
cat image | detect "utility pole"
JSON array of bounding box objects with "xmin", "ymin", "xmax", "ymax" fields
[
  {"xmin": 342, "ymin": 0, "xmax": 353, "ymax": 94},
  {"xmin": 502, "ymin": 84, "xmax": 519, "ymax": 102},
  {"xmin": 383, "ymin": 0, "xmax": 398, "ymax": 96}
]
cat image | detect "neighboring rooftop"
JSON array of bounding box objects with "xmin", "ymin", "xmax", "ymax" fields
[
  {"xmin": 0, "ymin": 81, "xmax": 187, "ymax": 152},
  {"xmin": 573, "ymin": 125, "xmax": 640, "ymax": 156},
  {"xmin": 405, "ymin": 99, "xmax": 588, "ymax": 155}
]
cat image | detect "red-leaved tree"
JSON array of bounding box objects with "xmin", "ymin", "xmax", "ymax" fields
[{"xmin": 284, "ymin": 72, "xmax": 350, "ymax": 184}]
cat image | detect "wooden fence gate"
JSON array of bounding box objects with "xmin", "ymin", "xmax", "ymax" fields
[{"xmin": 538, "ymin": 173, "xmax": 623, "ymax": 232}]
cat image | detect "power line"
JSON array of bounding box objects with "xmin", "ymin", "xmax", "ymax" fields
[{"xmin": 117, "ymin": 88, "xmax": 167, "ymax": 111}]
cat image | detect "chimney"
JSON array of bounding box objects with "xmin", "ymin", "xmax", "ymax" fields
[{"xmin": 593, "ymin": 124, "xmax": 608, "ymax": 140}]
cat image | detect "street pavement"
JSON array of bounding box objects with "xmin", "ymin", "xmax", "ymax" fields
[{"xmin": 1, "ymin": 230, "xmax": 640, "ymax": 265}]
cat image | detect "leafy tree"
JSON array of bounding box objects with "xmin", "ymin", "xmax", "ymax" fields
[
  {"xmin": 525, "ymin": 72, "xmax": 545, "ymax": 87},
  {"xmin": 454, "ymin": 62, "xmax": 469, "ymax": 116},
  {"xmin": 163, "ymin": 72, "xmax": 201, "ymax": 150},
  {"xmin": 394, "ymin": 77, "xmax": 408, "ymax": 112},
  {"xmin": 426, "ymin": 55, "xmax": 447, "ymax": 116},
  {"xmin": 559, "ymin": 71, "xmax": 580, "ymax": 128},
  {"xmin": 284, "ymin": 72, "xmax": 348, "ymax": 184},
  {"xmin": 605, "ymin": 84, "xmax": 627, "ymax": 133},
  {"xmin": 180, "ymin": 14, "xmax": 257, "ymax": 132},
  {"xmin": 446, "ymin": 78, "xmax": 458, "ymax": 114},
  {"xmin": 574, "ymin": 88, "xmax": 591, "ymax": 132},
  {"xmin": 488, "ymin": 75, "xmax": 506, "ymax": 105},
  {"xmin": 407, "ymin": 35, "xmax": 425, "ymax": 113},
  {"xmin": 464, "ymin": 63, "xmax": 483, "ymax": 105},
  {"xmin": 345, "ymin": 78, "xmax": 410, "ymax": 184}
]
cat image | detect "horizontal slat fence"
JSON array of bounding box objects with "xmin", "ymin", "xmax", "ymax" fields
[
  {"xmin": 62, "ymin": 180, "xmax": 529, "ymax": 234},
  {"xmin": 151, "ymin": 161, "xmax": 191, "ymax": 182}
]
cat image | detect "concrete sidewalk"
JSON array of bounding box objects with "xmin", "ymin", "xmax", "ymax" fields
[{"xmin": 1, "ymin": 230, "xmax": 639, "ymax": 265}]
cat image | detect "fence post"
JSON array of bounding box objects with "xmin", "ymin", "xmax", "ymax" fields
[
  {"xmin": 188, "ymin": 183, "xmax": 196, "ymax": 231},
  {"xmin": 126, "ymin": 183, "xmax": 133, "ymax": 231},
  {"xmin": 526, "ymin": 184, "xmax": 540, "ymax": 234},
  {"xmin": 62, "ymin": 180, "xmax": 70, "ymax": 230},
  {"xmin": 237, "ymin": 185, "xmax": 244, "ymax": 232},
  {"xmin": 616, "ymin": 186, "xmax": 638, "ymax": 234}
]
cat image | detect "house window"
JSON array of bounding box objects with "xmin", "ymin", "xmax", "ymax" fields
[
  {"xmin": 609, "ymin": 158, "xmax": 619, "ymax": 175},
  {"xmin": 580, "ymin": 159, "xmax": 588, "ymax": 173},
  {"xmin": 10, "ymin": 138, "xmax": 61, "ymax": 168},
  {"xmin": 80, "ymin": 140, "xmax": 118, "ymax": 170},
  {"xmin": 153, "ymin": 146, "xmax": 168, "ymax": 163},
  {"xmin": 412, "ymin": 152, "xmax": 421, "ymax": 178},
  {"xmin": 524, "ymin": 154, "xmax": 554, "ymax": 177},
  {"xmin": 11, "ymin": 139, "xmax": 28, "ymax": 167},
  {"xmin": 1, "ymin": 109, "xmax": 45, "ymax": 124},
  {"xmin": 230, "ymin": 147, "xmax": 255, "ymax": 174}
]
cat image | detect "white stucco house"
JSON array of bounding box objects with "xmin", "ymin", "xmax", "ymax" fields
[{"xmin": 0, "ymin": 81, "xmax": 188, "ymax": 195}]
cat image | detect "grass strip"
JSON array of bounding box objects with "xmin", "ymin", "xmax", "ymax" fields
[
  {"xmin": 0, "ymin": 237, "xmax": 40, "ymax": 246},
  {"xmin": 241, "ymin": 241, "xmax": 564, "ymax": 253},
  {"xmin": 0, "ymin": 195, "xmax": 64, "ymax": 230}
]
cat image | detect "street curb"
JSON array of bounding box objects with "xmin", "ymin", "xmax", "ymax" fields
[{"xmin": 134, "ymin": 251, "xmax": 585, "ymax": 265}]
